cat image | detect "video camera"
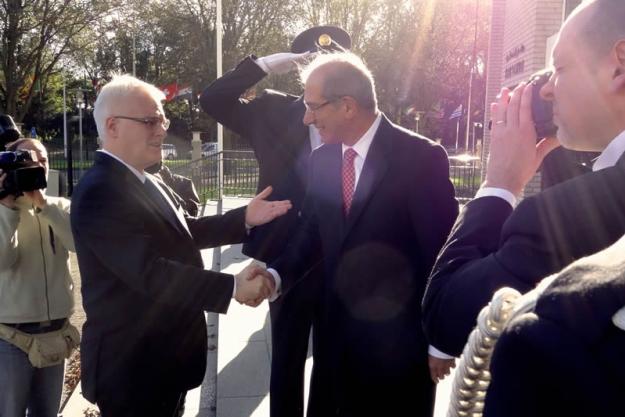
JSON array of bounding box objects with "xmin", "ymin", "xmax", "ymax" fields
[
  {"xmin": 488, "ymin": 70, "xmax": 558, "ymax": 140},
  {"xmin": 529, "ymin": 70, "xmax": 558, "ymax": 139},
  {"xmin": 0, "ymin": 114, "xmax": 47, "ymax": 199}
]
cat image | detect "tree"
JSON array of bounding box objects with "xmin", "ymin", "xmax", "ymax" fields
[{"xmin": 0, "ymin": 0, "xmax": 109, "ymax": 121}]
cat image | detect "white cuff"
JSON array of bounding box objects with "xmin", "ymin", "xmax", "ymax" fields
[
  {"xmin": 266, "ymin": 268, "xmax": 282, "ymax": 302},
  {"xmin": 254, "ymin": 57, "xmax": 271, "ymax": 74},
  {"xmin": 428, "ymin": 345, "xmax": 455, "ymax": 359},
  {"xmin": 232, "ymin": 276, "xmax": 237, "ymax": 298},
  {"xmin": 475, "ymin": 187, "xmax": 517, "ymax": 208}
]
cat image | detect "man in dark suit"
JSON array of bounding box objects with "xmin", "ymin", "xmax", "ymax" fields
[
  {"xmin": 71, "ymin": 74, "xmax": 290, "ymax": 417},
  {"xmin": 199, "ymin": 26, "xmax": 350, "ymax": 417},
  {"xmin": 484, "ymin": 234, "xmax": 625, "ymax": 417},
  {"xmin": 264, "ymin": 52, "xmax": 458, "ymax": 417},
  {"xmin": 422, "ymin": 0, "xmax": 625, "ymax": 363}
]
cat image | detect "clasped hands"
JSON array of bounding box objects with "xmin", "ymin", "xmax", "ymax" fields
[{"xmin": 234, "ymin": 263, "xmax": 275, "ymax": 307}]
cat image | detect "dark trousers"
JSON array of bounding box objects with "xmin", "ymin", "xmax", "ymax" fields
[
  {"xmin": 269, "ymin": 267, "xmax": 322, "ymax": 417},
  {"xmin": 97, "ymin": 386, "xmax": 184, "ymax": 417}
]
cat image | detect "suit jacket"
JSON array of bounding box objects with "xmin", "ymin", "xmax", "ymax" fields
[
  {"xmin": 423, "ymin": 153, "xmax": 625, "ymax": 356},
  {"xmin": 484, "ymin": 234, "xmax": 625, "ymax": 417},
  {"xmin": 272, "ymin": 116, "xmax": 458, "ymax": 416},
  {"xmin": 200, "ymin": 56, "xmax": 310, "ymax": 263},
  {"xmin": 71, "ymin": 152, "xmax": 246, "ymax": 403}
]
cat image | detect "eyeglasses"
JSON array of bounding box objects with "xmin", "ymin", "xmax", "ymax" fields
[
  {"xmin": 303, "ymin": 99, "xmax": 337, "ymax": 114},
  {"xmin": 112, "ymin": 115, "xmax": 170, "ymax": 130}
]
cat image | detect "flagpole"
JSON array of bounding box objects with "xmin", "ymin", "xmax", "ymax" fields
[
  {"xmin": 455, "ymin": 119, "xmax": 460, "ymax": 151},
  {"xmin": 216, "ymin": 0, "xmax": 224, "ymax": 208},
  {"xmin": 206, "ymin": 3, "xmax": 224, "ymax": 416},
  {"xmin": 465, "ymin": 0, "xmax": 480, "ymax": 152}
]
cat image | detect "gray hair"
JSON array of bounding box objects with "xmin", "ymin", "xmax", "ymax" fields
[
  {"xmin": 300, "ymin": 52, "xmax": 378, "ymax": 111},
  {"xmin": 575, "ymin": 0, "xmax": 625, "ymax": 58},
  {"xmin": 5, "ymin": 138, "xmax": 45, "ymax": 153},
  {"xmin": 93, "ymin": 74, "xmax": 166, "ymax": 141}
]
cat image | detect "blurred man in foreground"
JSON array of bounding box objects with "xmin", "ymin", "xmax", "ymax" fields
[{"xmin": 423, "ymin": 0, "xmax": 625, "ymax": 365}]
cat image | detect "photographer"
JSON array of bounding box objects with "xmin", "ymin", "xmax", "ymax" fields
[
  {"xmin": 422, "ymin": 0, "xmax": 625, "ymax": 368},
  {"xmin": 0, "ymin": 138, "xmax": 77, "ymax": 417}
]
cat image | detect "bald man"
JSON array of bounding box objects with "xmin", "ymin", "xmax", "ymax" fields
[{"xmin": 423, "ymin": 0, "xmax": 625, "ymax": 363}]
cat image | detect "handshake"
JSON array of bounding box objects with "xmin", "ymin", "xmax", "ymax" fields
[{"xmin": 234, "ymin": 263, "xmax": 276, "ymax": 307}]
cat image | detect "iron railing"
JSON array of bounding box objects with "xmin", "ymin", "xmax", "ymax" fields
[
  {"xmin": 168, "ymin": 150, "xmax": 258, "ymax": 202},
  {"xmin": 448, "ymin": 154, "xmax": 482, "ymax": 203},
  {"xmin": 46, "ymin": 143, "xmax": 481, "ymax": 203}
]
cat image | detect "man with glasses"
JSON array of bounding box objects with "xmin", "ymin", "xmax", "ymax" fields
[
  {"xmin": 71, "ymin": 74, "xmax": 292, "ymax": 417},
  {"xmin": 200, "ymin": 26, "xmax": 351, "ymax": 417},
  {"xmin": 264, "ymin": 52, "xmax": 458, "ymax": 417}
]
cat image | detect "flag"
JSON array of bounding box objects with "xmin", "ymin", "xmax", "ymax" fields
[
  {"xmin": 160, "ymin": 83, "xmax": 179, "ymax": 101},
  {"xmin": 449, "ymin": 104, "xmax": 463, "ymax": 119},
  {"xmin": 175, "ymin": 86, "xmax": 193, "ymax": 100}
]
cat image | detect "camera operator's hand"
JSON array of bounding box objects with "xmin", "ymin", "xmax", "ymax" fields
[
  {"xmin": 0, "ymin": 170, "xmax": 16, "ymax": 209},
  {"xmin": 484, "ymin": 84, "xmax": 559, "ymax": 196},
  {"xmin": 22, "ymin": 189, "xmax": 46, "ymax": 211},
  {"xmin": 256, "ymin": 52, "xmax": 313, "ymax": 75}
]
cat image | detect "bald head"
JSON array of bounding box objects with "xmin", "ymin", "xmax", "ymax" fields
[
  {"xmin": 570, "ymin": 0, "xmax": 625, "ymax": 60},
  {"xmin": 301, "ymin": 52, "xmax": 377, "ymax": 111}
]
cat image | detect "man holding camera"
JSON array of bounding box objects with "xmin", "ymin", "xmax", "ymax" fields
[
  {"xmin": 422, "ymin": 0, "xmax": 625, "ymax": 366},
  {"xmin": 0, "ymin": 138, "xmax": 77, "ymax": 417}
]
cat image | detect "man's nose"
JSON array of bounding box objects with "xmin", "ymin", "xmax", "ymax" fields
[
  {"xmin": 302, "ymin": 109, "xmax": 315, "ymax": 126},
  {"xmin": 155, "ymin": 125, "xmax": 167, "ymax": 137}
]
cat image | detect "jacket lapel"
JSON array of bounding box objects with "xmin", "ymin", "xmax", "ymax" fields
[
  {"xmin": 95, "ymin": 153, "xmax": 192, "ymax": 239},
  {"xmin": 342, "ymin": 116, "xmax": 391, "ymax": 239},
  {"xmin": 317, "ymin": 144, "xmax": 346, "ymax": 236},
  {"xmin": 146, "ymin": 175, "xmax": 193, "ymax": 239}
]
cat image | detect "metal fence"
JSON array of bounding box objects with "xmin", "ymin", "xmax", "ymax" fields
[
  {"xmin": 46, "ymin": 142, "xmax": 480, "ymax": 203},
  {"xmin": 448, "ymin": 154, "xmax": 482, "ymax": 203},
  {"xmin": 169, "ymin": 150, "xmax": 481, "ymax": 204},
  {"xmin": 169, "ymin": 150, "xmax": 258, "ymax": 202}
]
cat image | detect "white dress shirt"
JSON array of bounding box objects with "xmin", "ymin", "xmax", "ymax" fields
[
  {"xmin": 268, "ymin": 113, "xmax": 382, "ymax": 300},
  {"xmin": 591, "ymin": 130, "xmax": 625, "ymax": 172},
  {"xmin": 476, "ymin": 129, "xmax": 625, "ymax": 207},
  {"xmin": 309, "ymin": 126, "xmax": 323, "ymax": 151}
]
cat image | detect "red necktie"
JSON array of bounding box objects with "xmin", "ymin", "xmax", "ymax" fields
[{"xmin": 342, "ymin": 148, "xmax": 358, "ymax": 216}]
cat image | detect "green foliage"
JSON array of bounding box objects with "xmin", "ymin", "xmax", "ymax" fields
[{"xmin": 0, "ymin": 0, "xmax": 490, "ymax": 146}]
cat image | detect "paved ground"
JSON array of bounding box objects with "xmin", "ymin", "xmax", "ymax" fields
[{"xmin": 62, "ymin": 197, "xmax": 455, "ymax": 417}]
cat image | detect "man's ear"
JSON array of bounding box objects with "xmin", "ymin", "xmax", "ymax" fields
[
  {"xmin": 105, "ymin": 116, "xmax": 118, "ymax": 140},
  {"xmin": 610, "ymin": 40, "xmax": 625, "ymax": 92},
  {"xmin": 342, "ymin": 96, "xmax": 359, "ymax": 119}
]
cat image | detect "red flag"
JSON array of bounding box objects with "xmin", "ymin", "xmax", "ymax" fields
[{"xmin": 160, "ymin": 83, "xmax": 179, "ymax": 101}]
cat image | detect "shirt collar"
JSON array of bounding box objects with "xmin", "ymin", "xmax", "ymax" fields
[
  {"xmin": 341, "ymin": 113, "xmax": 382, "ymax": 160},
  {"xmin": 592, "ymin": 129, "xmax": 625, "ymax": 172},
  {"xmin": 97, "ymin": 149, "xmax": 146, "ymax": 183}
]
